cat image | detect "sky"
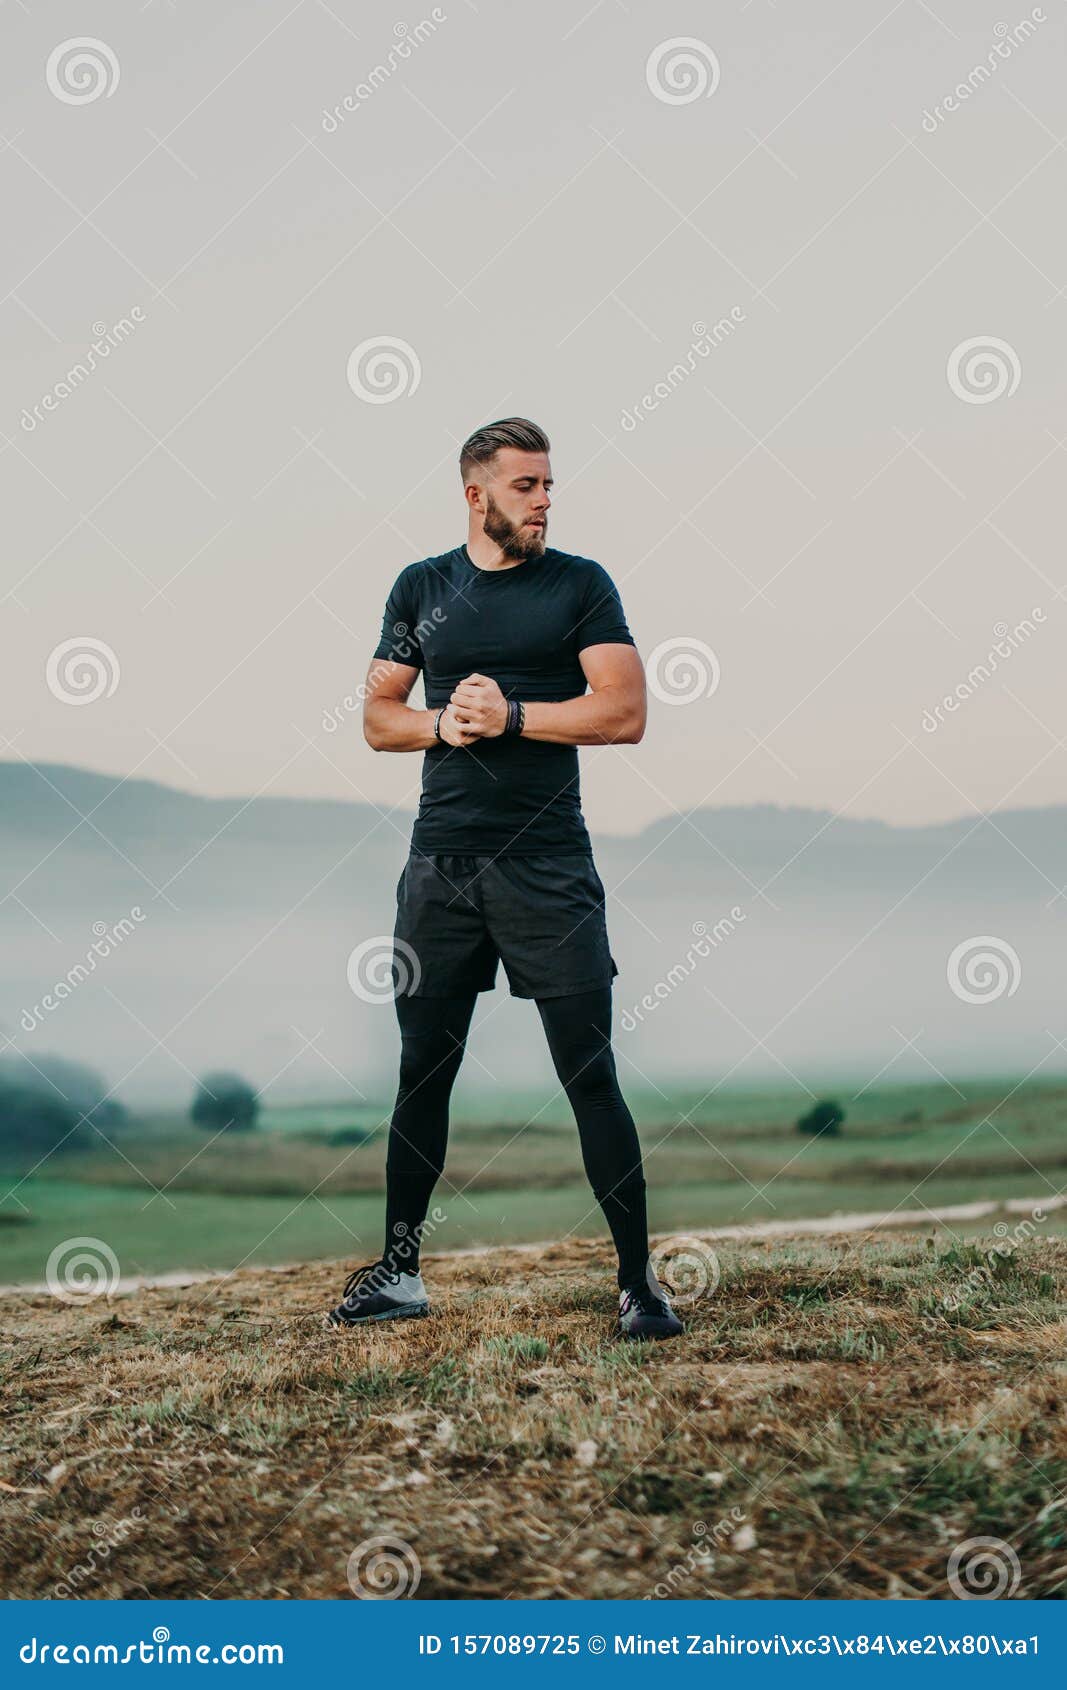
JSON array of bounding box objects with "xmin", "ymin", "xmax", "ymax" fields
[{"xmin": 3, "ymin": 0, "xmax": 1065, "ymax": 836}]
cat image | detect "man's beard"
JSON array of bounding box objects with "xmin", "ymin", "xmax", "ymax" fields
[{"xmin": 483, "ymin": 493, "xmax": 547, "ymax": 560}]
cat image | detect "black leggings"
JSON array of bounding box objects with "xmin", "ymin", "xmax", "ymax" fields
[{"xmin": 382, "ymin": 987, "xmax": 649, "ymax": 1289}]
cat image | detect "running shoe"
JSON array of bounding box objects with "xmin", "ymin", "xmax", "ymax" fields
[
  {"xmin": 617, "ymin": 1275, "xmax": 684, "ymax": 1341},
  {"xmin": 323, "ymin": 1261, "xmax": 429, "ymax": 1328}
]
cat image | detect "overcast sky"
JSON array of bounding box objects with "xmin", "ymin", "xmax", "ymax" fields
[{"xmin": 3, "ymin": 0, "xmax": 1064, "ymax": 835}]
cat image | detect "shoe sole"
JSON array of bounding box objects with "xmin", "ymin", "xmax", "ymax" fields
[
  {"xmin": 617, "ymin": 1324, "xmax": 684, "ymax": 1342},
  {"xmin": 324, "ymin": 1301, "xmax": 429, "ymax": 1330}
]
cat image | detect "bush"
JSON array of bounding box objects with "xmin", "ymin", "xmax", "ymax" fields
[
  {"xmin": 3, "ymin": 1054, "xmax": 125, "ymax": 1129},
  {"xmin": 796, "ymin": 1099, "xmax": 845, "ymax": 1138},
  {"xmin": 191, "ymin": 1072, "xmax": 259, "ymax": 1133},
  {"xmin": 0, "ymin": 1054, "xmax": 122, "ymax": 1164},
  {"xmin": 325, "ymin": 1125, "xmax": 375, "ymax": 1147},
  {"xmin": 0, "ymin": 1073, "xmax": 89, "ymax": 1161}
]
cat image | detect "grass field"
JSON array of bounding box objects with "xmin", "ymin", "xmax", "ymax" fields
[
  {"xmin": 2, "ymin": 1077, "xmax": 1067, "ymax": 1286},
  {"xmin": 1, "ymin": 1229, "xmax": 1064, "ymax": 1599}
]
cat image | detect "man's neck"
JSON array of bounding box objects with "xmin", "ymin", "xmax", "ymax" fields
[{"xmin": 465, "ymin": 531, "xmax": 528, "ymax": 572}]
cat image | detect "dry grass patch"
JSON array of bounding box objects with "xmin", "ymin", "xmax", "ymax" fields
[{"xmin": 1, "ymin": 1232, "xmax": 1065, "ymax": 1599}]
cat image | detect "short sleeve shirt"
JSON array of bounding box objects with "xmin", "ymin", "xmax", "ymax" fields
[{"xmin": 371, "ymin": 544, "xmax": 636, "ymax": 855}]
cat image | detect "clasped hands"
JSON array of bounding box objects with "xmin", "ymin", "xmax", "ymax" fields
[{"xmin": 438, "ymin": 673, "xmax": 510, "ymax": 748}]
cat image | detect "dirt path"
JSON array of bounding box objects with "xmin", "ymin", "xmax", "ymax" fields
[{"xmin": 3, "ymin": 1191, "xmax": 1062, "ymax": 1297}]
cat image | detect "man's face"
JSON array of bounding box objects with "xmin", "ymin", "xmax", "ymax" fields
[{"xmin": 479, "ymin": 448, "xmax": 552, "ymax": 559}]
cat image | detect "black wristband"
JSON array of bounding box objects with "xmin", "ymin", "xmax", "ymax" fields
[
  {"xmin": 433, "ymin": 708, "xmax": 444, "ymax": 742},
  {"xmin": 504, "ymin": 699, "xmax": 525, "ymax": 736}
]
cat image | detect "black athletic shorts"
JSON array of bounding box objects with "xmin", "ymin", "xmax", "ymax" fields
[{"xmin": 391, "ymin": 851, "xmax": 619, "ymax": 1000}]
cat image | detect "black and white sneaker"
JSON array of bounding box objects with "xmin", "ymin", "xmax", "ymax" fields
[
  {"xmin": 618, "ymin": 1271, "xmax": 684, "ymax": 1341},
  {"xmin": 323, "ymin": 1261, "xmax": 429, "ymax": 1329}
]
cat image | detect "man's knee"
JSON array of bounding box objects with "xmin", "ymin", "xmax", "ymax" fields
[
  {"xmin": 398, "ymin": 1032, "xmax": 462, "ymax": 1091},
  {"xmin": 553, "ymin": 1038, "xmax": 616, "ymax": 1097}
]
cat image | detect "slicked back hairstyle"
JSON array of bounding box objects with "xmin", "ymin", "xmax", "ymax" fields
[{"xmin": 459, "ymin": 417, "xmax": 550, "ymax": 484}]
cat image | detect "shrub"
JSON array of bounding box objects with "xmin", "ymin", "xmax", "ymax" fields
[
  {"xmin": 0, "ymin": 1072, "xmax": 89, "ymax": 1161},
  {"xmin": 190, "ymin": 1071, "xmax": 259, "ymax": 1132},
  {"xmin": 796, "ymin": 1099, "xmax": 845, "ymax": 1137}
]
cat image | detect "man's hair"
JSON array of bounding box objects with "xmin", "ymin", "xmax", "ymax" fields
[{"xmin": 459, "ymin": 416, "xmax": 550, "ymax": 484}]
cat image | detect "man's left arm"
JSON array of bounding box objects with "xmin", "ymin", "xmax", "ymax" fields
[{"xmin": 450, "ymin": 646, "xmax": 646, "ymax": 745}]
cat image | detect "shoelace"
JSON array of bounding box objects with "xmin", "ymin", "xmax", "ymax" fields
[
  {"xmin": 620, "ymin": 1286, "xmax": 670, "ymax": 1318},
  {"xmin": 342, "ymin": 1261, "xmax": 400, "ymax": 1301}
]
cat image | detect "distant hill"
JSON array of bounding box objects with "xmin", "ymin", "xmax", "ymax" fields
[{"xmin": 0, "ymin": 761, "xmax": 1059, "ymax": 1107}]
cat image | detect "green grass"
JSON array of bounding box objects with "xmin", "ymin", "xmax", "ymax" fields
[
  {"xmin": 2, "ymin": 1076, "xmax": 1066, "ymax": 1284},
  {"xmin": 1, "ymin": 1164, "xmax": 1065, "ymax": 1288}
]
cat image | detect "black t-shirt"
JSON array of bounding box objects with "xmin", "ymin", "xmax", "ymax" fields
[{"xmin": 371, "ymin": 544, "xmax": 636, "ymax": 855}]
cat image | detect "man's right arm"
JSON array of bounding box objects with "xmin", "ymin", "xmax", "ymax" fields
[
  {"xmin": 367, "ymin": 565, "xmax": 477, "ymax": 749},
  {"xmin": 363, "ymin": 660, "xmax": 476, "ymax": 751}
]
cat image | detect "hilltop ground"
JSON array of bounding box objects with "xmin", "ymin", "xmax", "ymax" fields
[{"xmin": 2, "ymin": 1227, "xmax": 1065, "ymax": 1600}]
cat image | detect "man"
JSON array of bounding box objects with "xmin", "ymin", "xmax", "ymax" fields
[{"xmin": 325, "ymin": 417, "xmax": 682, "ymax": 1340}]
